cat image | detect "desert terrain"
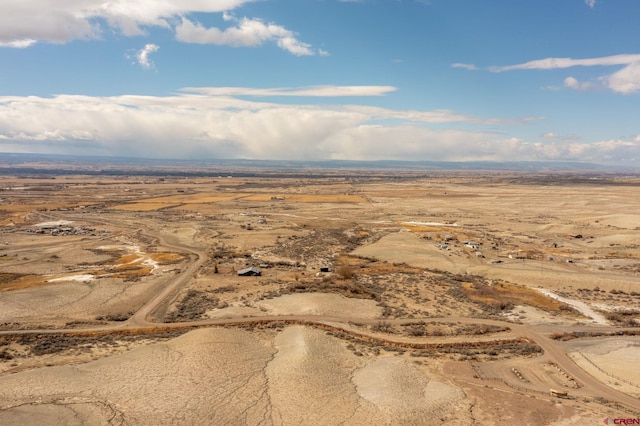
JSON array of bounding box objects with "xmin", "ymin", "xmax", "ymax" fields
[{"xmin": 1, "ymin": 167, "xmax": 639, "ymax": 425}]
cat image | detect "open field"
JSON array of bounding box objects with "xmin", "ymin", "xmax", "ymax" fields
[{"xmin": 1, "ymin": 170, "xmax": 640, "ymax": 424}]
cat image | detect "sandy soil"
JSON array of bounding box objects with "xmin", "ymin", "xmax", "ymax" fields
[
  {"xmin": 353, "ymin": 231, "xmax": 467, "ymax": 274},
  {"xmin": 444, "ymin": 361, "xmax": 614, "ymax": 426},
  {"xmin": 353, "ymin": 357, "xmax": 463, "ymax": 421},
  {"xmin": 501, "ymin": 305, "xmax": 577, "ymax": 326},
  {"xmin": 564, "ymin": 337, "xmax": 640, "ymax": 397},
  {"xmin": 257, "ymin": 293, "xmax": 383, "ymax": 318},
  {"xmin": 206, "ymin": 293, "xmax": 382, "ymax": 320},
  {"xmin": 0, "ymin": 326, "xmax": 469, "ymax": 425},
  {"xmin": 0, "ymin": 277, "xmax": 163, "ymax": 326}
]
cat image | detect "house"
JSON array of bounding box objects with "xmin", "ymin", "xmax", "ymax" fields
[{"xmin": 238, "ymin": 267, "xmax": 261, "ymax": 276}]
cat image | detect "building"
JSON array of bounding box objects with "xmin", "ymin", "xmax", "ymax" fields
[
  {"xmin": 238, "ymin": 267, "xmax": 261, "ymax": 276},
  {"xmin": 464, "ymin": 241, "xmax": 480, "ymax": 250}
]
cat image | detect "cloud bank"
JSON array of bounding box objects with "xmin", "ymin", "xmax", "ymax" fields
[
  {"xmin": 0, "ymin": 0, "xmax": 322, "ymax": 56},
  {"xmin": 0, "ymin": 87, "xmax": 637, "ymax": 164}
]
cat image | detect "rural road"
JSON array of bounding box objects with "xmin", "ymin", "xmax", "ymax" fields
[
  {"xmin": 3, "ymin": 221, "xmax": 640, "ymax": 413},
  {"xmin": 126, "ymin": 229, "xmax": 208, "ymax": 328}
]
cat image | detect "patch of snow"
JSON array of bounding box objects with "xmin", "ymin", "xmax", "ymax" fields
[
  {"xmin": 536, "ymin": 288, "xmax": 609, "ymax": 325},
  {"xmin": 48, "ymin": 274, "xmax": 94, "ymax": 283},
  {"xmin": 592, "ymin": 303, "xmax": 640, "ymax": 313},
  {"xmin": 97, "ymin": 244, "xmax": 128, "ymax": 250},
  {"xmin": 97, "ymin": 244, "xmax": 141, "ymax": 253},
  {"xmin": 35, "ymin": 220, "xmax": 74, "ymax": 227},
  {"xmin": 97, "ymin": 244, "xmax": 158, "ymax": 271},
  {"xmin": 403, "ymin": 221, "xmax": 458, "ymax": 227},
  {"xmin": 142, "ymin": 258, "xmax": 159, "ymax": 271}
]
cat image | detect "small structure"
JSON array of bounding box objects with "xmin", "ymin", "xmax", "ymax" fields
[
  {"xmin": 550, "ymin": 389, "xmax": 568, "ymax": 398},
  {"xmin": 465, "ymin": 241, "xmax": 480, "ymax": 250},
  {"xmin": 238, "ymin": 267, "xmax": 261, "ymax": 276},
  {"xmin": 320, "ymin": 267, "xmax": 330, "ymax": 273}
]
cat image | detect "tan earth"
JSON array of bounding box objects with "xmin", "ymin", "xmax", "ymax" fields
[{"xmin": 1, "ymin": 170, "xmax": 640, "ymax": 424}]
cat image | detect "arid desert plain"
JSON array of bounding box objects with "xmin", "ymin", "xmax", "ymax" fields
[{"xmin": 1, "ymin": 168, "xmax": 639, "ymax": 425}]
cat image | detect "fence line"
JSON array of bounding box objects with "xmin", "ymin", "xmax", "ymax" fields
[{"xmin": 576, "ymin": 351, "xmax": 640, "ymax": 388}]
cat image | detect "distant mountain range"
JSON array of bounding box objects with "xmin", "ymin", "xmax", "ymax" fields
[{"xmin": 0, "ymin": 152, "xmax": 636, "ymax": 177}]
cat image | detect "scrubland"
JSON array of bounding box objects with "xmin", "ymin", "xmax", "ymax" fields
[{"xmin": 1, "ymin": 170, "xmax": 639, "ymax": 424}]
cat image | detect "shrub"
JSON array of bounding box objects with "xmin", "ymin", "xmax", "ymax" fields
[{"xmin": 337, "ymin": 265, "xmax": 355, "ymax": 279}]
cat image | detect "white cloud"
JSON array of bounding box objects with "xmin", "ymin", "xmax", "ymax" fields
[
  {"xmin": 563, "ymin": 76, "xmax": 593, "ymax": 91},
  {"xmin": 181, "ymin": 85, "xmax": 397, "ymax": 97},
  {"xmin": 0, "ymin": 1, "xmax": 323, "ymax": 56},
  {"xmin": 0, "ymin": 1, "xmax": 256, "ymax": 46},
  {"xmin": 492, "ymin": 54, "xmax": 640, "ymax": 95},
  {"xmin": 490, "ymin": 54, "xmax": 640, "ymax": 72},
  {"xmin": 451, "ymin": 63, "xmax": 477, "ymax": 71},
  {"xmin": 342, "ymin": 105, "xmax": 499, "ymax": 124},
  {"xmin": 541, "ymin": 132, "xmax": 584, "ymax": 142},
  {"xmin": 563, "ymin": 77, "xmax": 580, "ymax": 90},
  {"xmin": 175, "ymin": 17, "xmax": 317, "ymax": 56},
  {"xmin": 605, "ymin": 62, "xmax": 640, "ymax": 94},
  {"xmin": 585, "ymin": 0, "xmax": 597, "ymax": 8},
  {"xmin": 136, "ymin": 44, "xmax": 159, "ymax": 69},
  {"xmin": 0, "ymin": 88, "xmax": 637, "ymax": 164},
  {"xmin": 276, "ymin": 36, "xmax": 314, "ymax": 56},
  {"xmin": 184, "ymin": 86, "xmax": 531, "ymax": 124},
  {"xmin": 0, "ymin": 39, "xmax": 37, "ymax": 48}
]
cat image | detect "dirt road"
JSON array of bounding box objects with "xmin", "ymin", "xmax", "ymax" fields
[{"xmin": 3, "ymin": 223, "xmax": 639, "ymax": 413}]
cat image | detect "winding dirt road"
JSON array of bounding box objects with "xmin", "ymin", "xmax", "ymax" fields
[{"xmin": 3, "ymin": 221, "xmax": 639, "ymax": 413}]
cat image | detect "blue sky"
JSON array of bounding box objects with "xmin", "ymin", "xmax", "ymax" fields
[{"xmin": 1, "ymin": 0, "xmax": 639, "ymax": 165}]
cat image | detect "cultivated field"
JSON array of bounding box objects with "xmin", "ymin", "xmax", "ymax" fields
[{"xmin": 1, "ymin": 170, "xmax": 639, "ymax": 424}]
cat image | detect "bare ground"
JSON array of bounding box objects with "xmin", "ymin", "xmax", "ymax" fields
[{"xmin": 1, "ymin": 172, "xmax": 640, "ymax": 424}]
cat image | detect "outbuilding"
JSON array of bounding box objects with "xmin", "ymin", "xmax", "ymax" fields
[{"xmin": 238, "ymin": 267, "xmax": 261, "ymax": 276}]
